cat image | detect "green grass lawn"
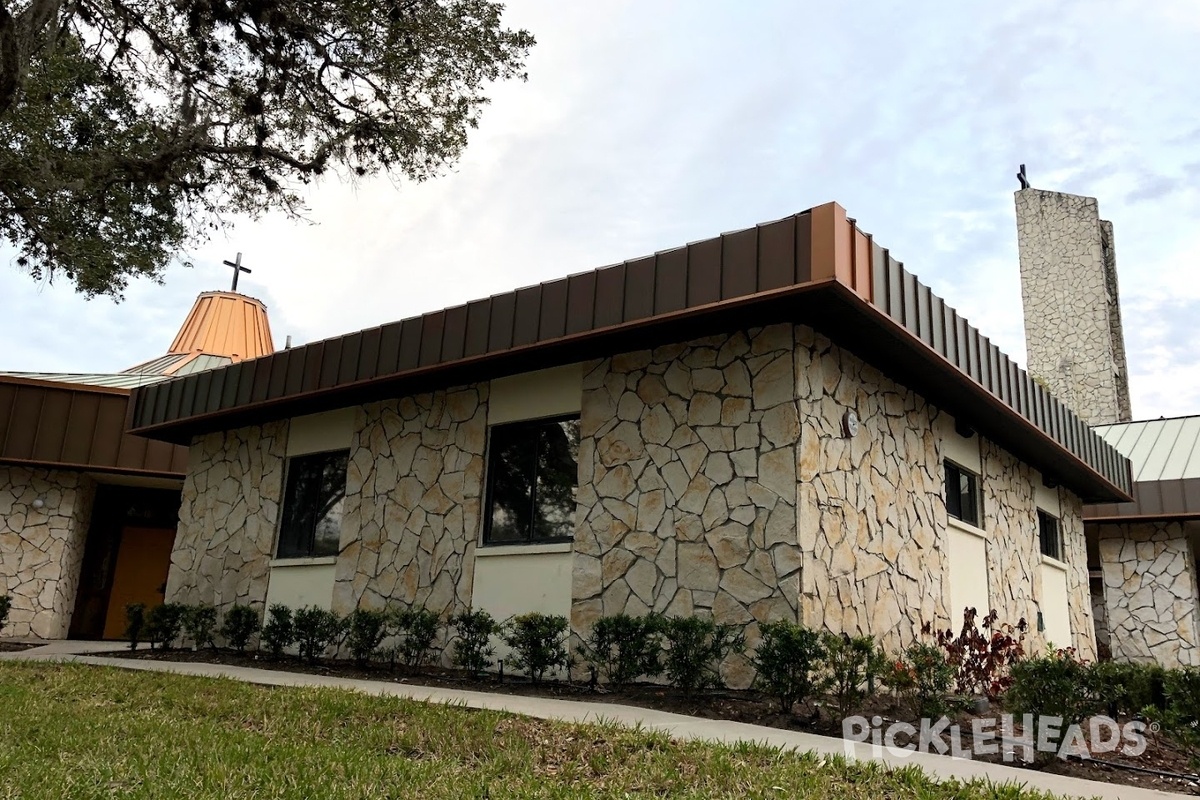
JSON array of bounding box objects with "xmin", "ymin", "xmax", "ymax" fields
[{"xmin": 0, "ymin": 662, "xmax": 1064, "ymax": 799}]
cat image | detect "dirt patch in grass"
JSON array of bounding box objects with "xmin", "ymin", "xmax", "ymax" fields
[{"xmin": 107, "ymin": 647, "xmax": 1200, "ymax": 795}]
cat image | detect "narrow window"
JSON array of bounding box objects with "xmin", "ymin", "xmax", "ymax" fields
[
  {"xmin": 276, "ymin": 449, "xmax": 349, "ymax": 559},
  {"xmin": 945, "ymin": 461, "xmax": 980, "ymax": 527},
  {"xmin": 484, "ymin": 416, "xmax": 580, "ymax": 545},
  {"xmin": 1038, "ymin": 510, "xmax": 1062, "ymax": 560}
]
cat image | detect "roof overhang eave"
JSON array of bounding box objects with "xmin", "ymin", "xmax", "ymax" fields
[{"xmin": 128, "ymin": 280, "xmax": 1131, "ymax": 504}]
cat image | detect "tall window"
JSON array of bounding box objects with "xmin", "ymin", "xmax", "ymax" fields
[
  {"xmin": 945, "ymin": 461, "xmax": 980, "ymax": 527},
  {"xmin": 1038, "ymin": 510, "xmax": 1062, "ymax": 560},
  {"xmin": 276, "ymin": 450, "xmax": 349, "ymax": 559},
  {"xmin": 483, "ymin": 416, "xmax": 580, "ymax": 545}
]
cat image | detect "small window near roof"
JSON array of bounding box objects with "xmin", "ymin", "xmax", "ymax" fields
[
  {"xmin": 945, "ymin": 461, "xmax": 980, "ymax": 527},
  {"xmin": 484, "ymin": 416, "xmax": 580, "ymax": 545},
  {"xmin": 1038, "ymin": 510, "xmax": 1062, "ymax": 561},
  {"xmin": 276, "ymin": 450, "xmax": 349, "ymax": 559}
]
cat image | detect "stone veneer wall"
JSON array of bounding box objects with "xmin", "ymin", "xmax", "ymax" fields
[
  {"xmin": 1058, "ymin": 491, "xmax": 1094, "ymax": 658},
  {"xmin": 164, "ymin": 421, "xmax": 288, "ymax": 613},
  {"xmin": 1096, "ymin": 522, "xmax": 1200, "ymax": 668},
  {"xmin": 0, "ymin": 467, "xmax": 94, "ymax": 638},
  {"xmin": 573, "ymin": 323, "xmax": 1094, "ymax": 676},
  {"xmin": 794, "ymin": 328, "xmax": 950, "ymax": 650},
  {"xmin": 979, "ymin": 440, "xmax": 1095, "ymax": 658},
  {"xmin": 572, "ymin": 324, "xmax": 801, "ymax": 685},
  {"xmin": 157, "ymin": 322, "xmax": 1098, "ymax": 671},
  {"xmin": 1015, "ymin": 188, "xmax": 1131, "ymax": 426},
  {"xmin": 331, "ymin": 385, "xmax": 487, "ymax": 616}
]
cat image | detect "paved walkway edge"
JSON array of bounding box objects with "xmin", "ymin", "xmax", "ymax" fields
[{"xmin": 6, "ymin": 650, "xmax": 1192, "ymax": 800}]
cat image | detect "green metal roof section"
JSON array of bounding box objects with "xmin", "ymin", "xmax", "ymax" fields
[{"xmin": 1095, "ymin": 416, "xmax": 1200, "ymax": 482}]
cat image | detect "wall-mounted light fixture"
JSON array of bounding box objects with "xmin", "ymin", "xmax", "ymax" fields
[
  {"xmin": 842, "ymin": 409, "xmax": 860, "ymax": 438},
  {"xmin": 31, "ymin": 497, "xmax": 45, "ymax": 510}
]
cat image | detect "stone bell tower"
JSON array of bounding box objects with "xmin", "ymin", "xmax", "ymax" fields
[{"xmin": 1015, "ymin": 182, "xmax": 1132, "ymax": 426}]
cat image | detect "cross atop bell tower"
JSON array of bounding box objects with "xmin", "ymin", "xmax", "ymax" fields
[{"xmin": 223, "ymin": 252, "xmax": 251, "ymax": 292}]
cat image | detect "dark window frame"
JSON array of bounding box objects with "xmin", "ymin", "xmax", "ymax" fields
[
  {"xmin": 1038, "ymin": 509, "xmax": 1062, "ymax": 561},
  {"xmin": 945, "ymin": 460, "xmax": 981, "ymax": 528},
  {"xmin": 275, "ymin": 448, "xmax": 350, "ymax": 560},
  {"xmin": 481, "ymin": 413, "xmax": 581, "ymax": 547}
]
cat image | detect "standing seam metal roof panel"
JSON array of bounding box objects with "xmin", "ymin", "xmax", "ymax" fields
[{"xmin": 1095, "ymin": 416, "xmax": 1200, "ymax": 482}]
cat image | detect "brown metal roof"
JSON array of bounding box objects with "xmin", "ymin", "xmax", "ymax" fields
[
  {"xmin": 0, "ymin": 376, "xmax": 188, "ymax": 477},
  {"xmin": 126, "ymin": 202, "xmax": 1132, "ymax": 503},
  {"xmin": 1084, "ymin": 479, "xmax": 1200, "ymax": 523}
]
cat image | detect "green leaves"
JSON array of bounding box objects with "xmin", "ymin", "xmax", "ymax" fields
[
  {"xmin": 752, "ymin": 620, "xmax": 825, "ymax": 712},
  {"xmin": 577, "ymin": 613, "xmax": 664, "ymax": 687},
  {"xmin": 220, "ymin": 603, "xmax": 260, "ymax": 653},
  {"xmin": 661, "ymin": 616, "xmax": 746, "ymax": 695},
  {"xmin": 502, "ymin": 612, "xmax": 569, "ymax": 684},
  {"xmin": 0, "ymin": 0, "xmax": 534, "ymax": 296}
]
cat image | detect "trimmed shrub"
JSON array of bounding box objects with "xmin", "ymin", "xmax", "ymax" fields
[
  {"xmin": 221, "ymin": 604, "xmax": 260, "ymax": 654},
  {"xmin": 889, "ymin": 641, "xmax": 955, "ymax": 718},
  {"xmin": 661, "ymin": 616, "xmax": 746, "ymax": 695},
  {"xmin": 1090, "ymin": 660, "xmax": 1165, "ymax": 718},
  {"xmin": 146, "ymin": 602, "xmax": 186, "ymax": 650},
  {"xmin": 393, "ymin": 606, "xmax": 442, "ymax": 669},
  {"xmin": 0, "ymin": 594, "xmax": 11, "ymax": 634},
  {"xmin": 346, "ymin": 608, "xmax": 389, "ymax": 667},
  {"xmin": 820, "ymin": 632, "xmax": 887, "ymax": 719},
  {"xmin": 503, "ymin": 612, "xmax": 570, "ymax": 684},
  {"xmin": 124, "ymin": 603, "xmax": 146, "ymax": 650},
  {"xmin": 1163, "ymin": 666, "xmax": 1200, "ymax": 757},
  {"xmin": 260, "ymin": 604, "xmax": 295, "ymax": 660},
  {"xmin": 449, "ymin": 608, "xmax": 498, "ymax": 677},
  {"xmin": 752, "ymin": 620, "xmax": 825, "ymax": 712},
  {"xmin": 577, "ymin": 614, "xmax": 663, "ymax": 687},
  {"xmin": 183, "ymin": 604, "xmax": 218, "ymax": 650},
  {"xmin": 1006, "ymin": 649, "xmax": 1101, "ymax": 760},
  {"xmin": 293, "ymin": 606, "xmax": 344, "ymax": 664}
]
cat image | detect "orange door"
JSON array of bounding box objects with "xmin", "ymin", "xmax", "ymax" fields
[{"xmin": 101, "ymin": 527, "xmax": 177, "ymax": 640}]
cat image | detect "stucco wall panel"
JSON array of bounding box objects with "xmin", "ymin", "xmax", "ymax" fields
[
  {"xmin": 264, "ymin": 561, "xmax": 336, "ymax": 611},
  {"xmin": 473, "ymin": 548, "xmax": 573, "ymax": 621},
  {"xmin": 489, "ymin": 364, "xmax": 582, "ymax": 424},
  {"xmin": 286, "ymin": 409, "xmax": 355, "ymax": 457}
]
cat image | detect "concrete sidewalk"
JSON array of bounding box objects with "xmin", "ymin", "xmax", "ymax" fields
[{"xmin": 2, "ymin": 643, "xmax": 1193, "ymax": 800}]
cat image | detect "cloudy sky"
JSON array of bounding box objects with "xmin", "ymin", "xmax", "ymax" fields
[{"xmin": 3, "ymin": 0, "xmax": 1198, "ymax": 419}]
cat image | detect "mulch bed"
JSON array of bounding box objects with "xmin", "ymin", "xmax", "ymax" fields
[
  {"xmin": 0, "ymin": 641, "xmax": 40, "ymax": 653},
  {"xmin": 106, "ymin": 647, "xmax": 1200, "ymax": 795}
]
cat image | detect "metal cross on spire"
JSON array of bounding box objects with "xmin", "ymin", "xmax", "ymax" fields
[{"xmin": 223, "ymin": 252, "xmax": 251, "ymax": 292}]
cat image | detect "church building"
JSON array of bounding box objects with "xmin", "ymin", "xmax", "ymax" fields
[
  {"xmin": 118, "ymin": 201, "xmax": 1134, "ymax": 680},
  {"xmin": 8, "ymin": 191, "xmax": 1193, "ymax": 679},
  {"xmin": 0, "ymin": 290, "xmax": 273, "ymax": 639}
]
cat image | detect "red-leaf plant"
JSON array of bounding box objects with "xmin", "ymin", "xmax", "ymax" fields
[{"xmin": 924, "ymin": 609, "xmax": 1027, "ymax": 700}]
